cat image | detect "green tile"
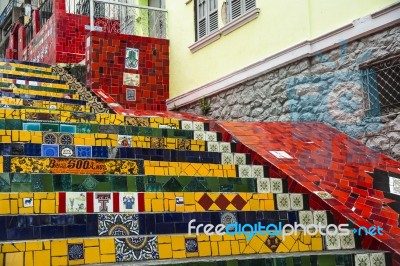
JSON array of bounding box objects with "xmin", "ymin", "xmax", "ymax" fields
[
  {"xmin": 127, "ymin": 175, "xmax": 139, "ymax": 191},
  {"xmin": 318, "ymin": 255, "xmax": 336, "ymax": 266},
  {"xmin": 118, "ymin": 126, "xmax": 127, "ymax": 135},
  {"xmin": 11, "ymin": 183, "xmax": 32, "ymax": 192},
  {"xmin": 111, "ymin": 175, "xmax": 127, "ymax": 191},
  {"xmin": 11, "ymin": 173, "xmax": 31, "ymax": 183},
  {"xmin": 0, "ymin": 118, "xmax": 6, "ymax": 129},
  {"xmin": 53, "ymin": 174, "xmax": 72, "ymax": 191},
  {"xmin": 76, "ymin": 123, "xmax": 91, "ymax": 133},
  {"xmin": 5, "ymin": 119, "xmax": 22, "ymax": 130},
  {"xmin": 182, "ymin": 177, "xmax": 209, "ymax": 192},
  {"xmin": 0, "ymin": 173, "xmax": 11, "ymax": 192},
  {"xmin": 41, "ymin": 174, "xmax": 54, "ymax": 191},
  {"xmin": 162, "ymin": 177, "xmax": 183, "ymax": 192},
  {"xmin": 31, "ymin": 174, "xmax": 44, "ymax": 191},
  {"xmin": 134, "ymin": 175, "xmax": 144, "ymax": 191}
]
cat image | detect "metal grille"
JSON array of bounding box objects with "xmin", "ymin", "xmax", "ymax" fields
[
  {"xmin": 25, "ymin": 19, "xmax": 33, "ymax": 46},
  {"xmin": 362, "ymin": 55, "xmax": 400, "ymax": 115},
  {"xmin": 67, "ymin": 0, "xmax": 167, "ymax": 39},
  {"xmin": 39, "ymin": 0, "xmax": 53, "ymax": 28}
]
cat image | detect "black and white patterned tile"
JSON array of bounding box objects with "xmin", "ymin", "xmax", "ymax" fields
[
  {"xmin": 98, "ymin": 214, "xmax": 139, "ymax": 236},
  {"xmin": 289, "ymin": 194, "xmax": 303, "ymax": 210},
  {"xmin": 276, "ymin": 194, "xmax": 290, "ymax": 210},
  {"xmin": 221, "ymin": 153, "xmax": 234, "ymax": 165},
  {"xmin": 270, "ymin": 178, "xmax": 283, "ymax": 193},
  {"xmin": 115, "ymin": 236, "xmax": 159, "ymax": 262}
]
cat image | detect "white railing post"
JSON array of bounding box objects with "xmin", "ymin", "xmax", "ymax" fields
[{"xmin": 90, "ymin": 0, "xmax": 94, "ymax": 31}]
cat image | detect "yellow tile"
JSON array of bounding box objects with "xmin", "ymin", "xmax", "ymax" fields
[
  {"xmin": 0, "ymin": 193, "xmax": 9, "ymax": 200},
  {"xmin": 298, "ymin": 241, "xmax": 311, "ymax": 251},
  {"xmin": 0, "ymin": 200, "xmax": 10, "ymax": 214},
  {"xmin": 157, "ymin": 236, "xmax": 171, "ymax": 244},
  {"xmin": 51, "ymin": 256, "xmax": 68, "ymax": 266},
  {"xmin": 311, "ymin": 237, "xmax": 323, "ymax": 251},
  {"xmin": 41, "ymin": 200, "xmax": 55, "ymax": 213},
  {"xmin": 303, "ymin": 233, "xmax": 311, "ymax": 245},
  {"xmin": 210, "ymin": 241, "xmax": 219, "ymax": 256},
  {"xmin": 172, "ymin": 250, "xmax": 186, "ymax": 259},
  {"xmin": 100, "ymin": 254, "xmax": 115, "ymax": 263},
  {"xmin": 2, "ymin": 243, "xmax": 18, "ymax": 253},
  {"xmin": 248, "ymin": 236, "xmax": 264, "ymax": 253},
  {"xmin": 259, "ymin": 244, "xmax": 273, "ymax": 254},
  {"xmin": 198, "ymin": 242, "xmax": 211, "ymax": 257},
  {"xmin": 145, "ymin": 199, "xmax": 152, "ymax": 212},
  {"xmin": 68, "ymin": 259, "xmax": 84, "ymax": 265},
  {"xmin": 158, "ymin": 244, "xmax": 173, "ymax": 259},
  {"xmin": 26, "ymin": 242, "xmax": 43, "ymax": 251},
  {"xmin": 0, "ymin": 254, "xmax": 3, "ymax": 266},
  {"xmin": 85, "ymin": 247, "xmax": 100, "ymax": 264},
  {"xmin": 34, "ymin": 193, "xmax": 47, "ymax": 199},
  {"xmin": 43, "ymin": 241, "xmax": 50, "ymax": 250},
  {"xmin": 282, "ymin": 235, "xmax": 296, "ymax": 250},
  {"xmin": 290, "ymin": 242, "xmax": 299, "ymax": 252},
  {"xmin": 99, "ymin": 238, "xmax": 115, "ymax": 255},
  {"xmin": 209, "ymin": 234, "xmax": 223, "ymax": 242},
  {"xmin": 170, "ymin": 236, "xmax": 185, "ymax": 251},
  {"xmin": 14, "ymin": 243, "xmax": 25, "ymax": 251},
  {"xmin": 51, "ymin": 240, "xmax": 67, "ymax": 256},
  {"xmin": 84, "ymin": 239, "xmax": 99, "ymax": 247},
  {"xmin": 151, "ymin": 199, "xmax": 164, "ymax": 212},
  {"xmin": 197, "ymin": 234, "xmax": 210, "ymax": 242},
  {"xmin": 231, "ymin": 241, "xmax": 240, "ymax": 255},
  {"xmin": 33, "ymin": 250, "xmax": 50, "ymax": 266},
  {"xmin": 10, "ymin": 199, "xmax": 18, "ymax": 214},
  {"xmin": 218, "ymin": 241, "xmax": 231, "ymax": 256},
  {"xmin": 243, "ymin": 245, "xmax": 256, "ymax": 254},
  {"xmin": 5, "ymin": 252, "xmax": 24, "ymax": 266},
  {"xmin": 25, "ymin": 251, "xmax": 33, "ymax": 266},
  {"xmin": 249, "ymin": 199, "xmax": 260, "ymax": 210}
]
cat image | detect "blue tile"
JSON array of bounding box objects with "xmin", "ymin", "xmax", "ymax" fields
[
  {"xmin": 23, "ymin": 123, "xmax": 40, "ymax": 131},
  {"xmin": 41, "ymin": 144, "xmax": 59, "ymax": 157},
  {"xmin": 24, "ymin": 144, "xmax": 41, "ymax": 156},
  {"xmin": 60, "ymin": 124, "xmax": 76, "ymax": 133},
  {"xmin": 65, "ymin": 225, "xmax": 88, "ymax": 238},
  {"xmin": 7, "ymin": 227, "xmax": 34, "ymax": 241},
  {"xmin": 41, "ymin": 226, "xmax": 65, "ymax": 239},
  {"xmin": 76, "ymin": 146, "xmax": 92, "ymax": 158}
]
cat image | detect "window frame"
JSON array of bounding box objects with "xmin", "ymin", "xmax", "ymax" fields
[{"xmin": 196, "ymin": 0, "xmax": 218, "ymax": 41}]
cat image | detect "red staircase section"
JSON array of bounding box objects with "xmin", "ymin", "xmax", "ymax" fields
[{"xmin": 209, "ymin": 121, "xmax": 400, "ymax": 265}]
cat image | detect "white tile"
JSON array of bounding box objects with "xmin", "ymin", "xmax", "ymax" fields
[
  {"xmin": 354, "ymin": 254, "xmax": 371, "ymax": 266},
  {"xmin": 117, "ymin": 135, "xmax": 132, "ymax": 147},
  {"xmin": 325, "ymin": 232, "xmax": 341, "ymax": 250},
  {"xmin": 221, "ymin": 153, "xmax": 234, "ymax": 165},
  {"xmin": 369, "ymin": 253, "xmax": 386, "ymax": 266},
  {"xmin": 23, "ymin": 198, "xmax": 33, "ymax": 208},
  {"xmin": 94, "ymin": 192, "xmax": 114, "ymax": 213},
  {"xmin": 270, "ymin": 178, "xmax": 283, "ymax": 193},
  {"xmin": 257, "ymin": 178, "xmax": 270, "ymax": 193},
  {"xmin": 194, "ymin": 131, "xmax": 206, "ymax": 140},
  {"xmin": 298, "ymin": 210, "xmax": 313, "ymax": 226},
  {"xmin": 252, "ymin": 165, "xmax": 264, "ymax": 178},
  {"xmin": 205, "ymin": 132, "xmax": 218, "ymax": 142},
  {"xmin": 66, "ymin": 192, "xmax": 87, "ymax": 213},
  {"xmin": 120, "ymin": 192, "xmax": 139, "ymax": 212},
  {"xmin": 233, "ymin": 153, "xmax": 246, "ymax": 165},
  {"xmin": 276, "ymin": 194, "xmax": 290, "ymax": 210},
  {"xmin": 193, "ymin": 122, "xmax": 204, "ymax": 131},
  {"xmin": 181, "ymin": 120, "xmax": 193, "ymax": 130},
  {"xmin": 340, "ymin": 232, "xmax": 356, "ymax": 249},
  {"xmin": 289, "ymin": 193, "xmax": 304, "ymax": 210},
  {"xmin": 207, "ymin": 142, "xmax": 219, "ymax": 152},
  {"xmin": 219, "ymin": 142, "xmax": 231, "ymax": 153},
  {"xmin": 313, "ymin": 211, "xmax": 328, "ymax": 227},
  {"xmin": 238, "ymin": 165, "xmax": 252, "ymax": 178}
]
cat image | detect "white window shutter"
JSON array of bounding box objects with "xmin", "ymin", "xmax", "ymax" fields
[{"xmin": 245, "ymin": 0, "xmax": 256, "ymax": 11}]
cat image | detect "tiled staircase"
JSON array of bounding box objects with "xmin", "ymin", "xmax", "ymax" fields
[{"xmin": 0, "ymin": 59, "xmax": 392, "ymax": 266}]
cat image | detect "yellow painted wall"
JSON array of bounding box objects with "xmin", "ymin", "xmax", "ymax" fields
[{"xmin": 167, "ymin": 0, "xmax": 398, "ymax": 98}]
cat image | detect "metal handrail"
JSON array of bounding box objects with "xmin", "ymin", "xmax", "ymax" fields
[{"xmin": 0, "ymin": 0, "xmax": 17, "ymax": 27}]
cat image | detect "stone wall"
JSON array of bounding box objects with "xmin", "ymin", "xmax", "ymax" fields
[{"xmin": 179, "ymin": 25, "xmax": 400, "ymax": 161}]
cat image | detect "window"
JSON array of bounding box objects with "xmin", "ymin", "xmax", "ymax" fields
[
  {"xmin": 227, "ymin": 0, "xmax": 256, "ymax": 22},
  {"xmin": 196, "ymin": 0, "xmax": 218, "ymax": 40},
  {"xmin": 361, "ymin": 54, "xmax": 400, "ymax": 115}
]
